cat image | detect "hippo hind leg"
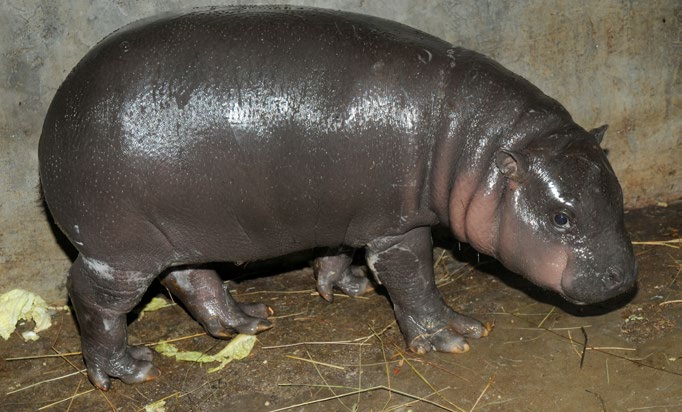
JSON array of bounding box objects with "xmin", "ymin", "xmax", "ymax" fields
[
  {"xmin": 68, "ymin": 255, "xmax": 161, "ymax": 390},
  {"xmin": 313, "ymin": 249, "xmax": 374, "ymax": 302},
  {"xmin": 366, "ymin": 227, "xmax": 490, "ymax": 354},
  {"xmin": 160, "ymin": 267, "xmax": 272, "ymax": 338}
]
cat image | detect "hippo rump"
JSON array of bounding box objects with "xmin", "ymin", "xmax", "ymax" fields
[{"xmin": 38, "ymin": 6, "xmax": 636, "ymax": 389}]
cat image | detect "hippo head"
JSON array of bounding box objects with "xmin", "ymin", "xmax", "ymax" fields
[{"xmin": 492, "ymin": 125, "xmax": 637, "ymax": 304}]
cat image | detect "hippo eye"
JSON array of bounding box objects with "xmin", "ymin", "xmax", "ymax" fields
[{"xmin": 552, "ymin": 212, "xmax": 571, "ymax": 229}]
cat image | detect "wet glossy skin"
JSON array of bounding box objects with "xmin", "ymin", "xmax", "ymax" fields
[{"xmin": 39, "ymin": 6, "xmax": 636, "ymax": 389}]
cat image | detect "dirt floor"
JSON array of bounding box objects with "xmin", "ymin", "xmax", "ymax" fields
[{"xmin": 1, "ymin": 202, "xmax": 681, "ymax": 411}]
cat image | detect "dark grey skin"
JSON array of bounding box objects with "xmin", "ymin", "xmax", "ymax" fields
[{"xmin": 39, "ymin": 6, "xmax": 637, "ymax": 390}]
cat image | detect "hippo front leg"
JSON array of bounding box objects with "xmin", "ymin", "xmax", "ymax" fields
[
  {"xmin": 366, "ymin": 227, "xmax": 489, "ymax": 354},
  {"xmin": 161, "ymin": 268, "xmax": 272, "ymax": 338},
  {"xmin": 313, "ymin": 249, "xmax": 373, "ymax": 302},
  {"xmin": 68, "ymin": 255, "xmax": 161, "ymax": 390}
]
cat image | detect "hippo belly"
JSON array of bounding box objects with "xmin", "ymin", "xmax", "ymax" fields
[{"xmin": 38, "ymin": 6, "xmax": 636, "ymax": 390}]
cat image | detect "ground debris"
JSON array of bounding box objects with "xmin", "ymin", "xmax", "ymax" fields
[
  {"xmin": 154, "ymin": 333, "xmax": 257, "ymax": 373},
  {"xmin": 620, "ymin": 303, "xmax": 675, "ymax": 343},
  {"xmin": 0, "ymin": 289, "xmax": 53, "ymax": 341}
]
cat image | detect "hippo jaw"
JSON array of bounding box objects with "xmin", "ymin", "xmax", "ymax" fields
[
  {"xmin": 485, "ymin": 127, "xmax": 637, "ymax": 305},
  {"xmin": 496, "ymin": 218, "xmax": 638, "ymax": 305}
]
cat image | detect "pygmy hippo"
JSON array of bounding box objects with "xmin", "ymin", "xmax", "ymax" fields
[{"xmin": 39, "ymin": 6, "xmax": 637, "ymax": 390}]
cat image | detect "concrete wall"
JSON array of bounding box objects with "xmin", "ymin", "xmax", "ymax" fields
[{"xmin": 1, "ymin": 0, "xmax": 680, "ymax": 304}]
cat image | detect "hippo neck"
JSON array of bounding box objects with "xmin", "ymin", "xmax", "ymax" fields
[{"xmin": 428, "ymin": 49, "xmax": 575, "ymax": 254}]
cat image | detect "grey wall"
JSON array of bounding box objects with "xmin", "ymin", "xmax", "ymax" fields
[{"xmin": 1, "ymin": 0, "xmax": 680, "ymax": 303}]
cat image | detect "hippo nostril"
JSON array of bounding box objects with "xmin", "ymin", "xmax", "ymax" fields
[{"xmin": 603, "ymin": 268, "xmax": 624, "ymax": 290}]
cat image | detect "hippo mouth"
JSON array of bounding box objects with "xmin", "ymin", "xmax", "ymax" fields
[{"xmin": 557, "ymin": 292, "xmax": 590, "ymax": 306}]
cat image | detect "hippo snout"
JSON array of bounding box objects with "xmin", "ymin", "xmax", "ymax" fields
[{"xmin": 561, "ymin": 261, "xmax": 637, "ymax": 305}]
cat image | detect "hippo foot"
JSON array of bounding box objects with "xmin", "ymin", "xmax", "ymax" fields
[
  {"xmin": 238, "ymin": 302, "xmax": 275, "ymax": 319},
  {"xmin": 317, "ymin": 266, "xmax": 373, "ymax": 302},
  {"xmin": 86, "ymin": 345, "xmax": 161, "ymax": 391},
  {"xmin": 161, "ymin": 268, "xmax": 273, "ymax": 339},
  {"xmin": 201, "ymin": 298, "xmax": 273, "ymax": 339},
  {"xmin": 397, "ymin": 306, "xmax": 490, "ymax": 354},
  {"xmin": 313, "ymin": 254, "xmax": 374, "ymax": 302}
]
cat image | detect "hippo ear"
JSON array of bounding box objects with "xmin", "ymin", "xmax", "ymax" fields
[
  {"xmin": 495, "ymin": 150, "xmax": 527, "ymax": 182},
  {"xmin": 590, "ymin": 124, "xmax": 608, "ymax": 144}
]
